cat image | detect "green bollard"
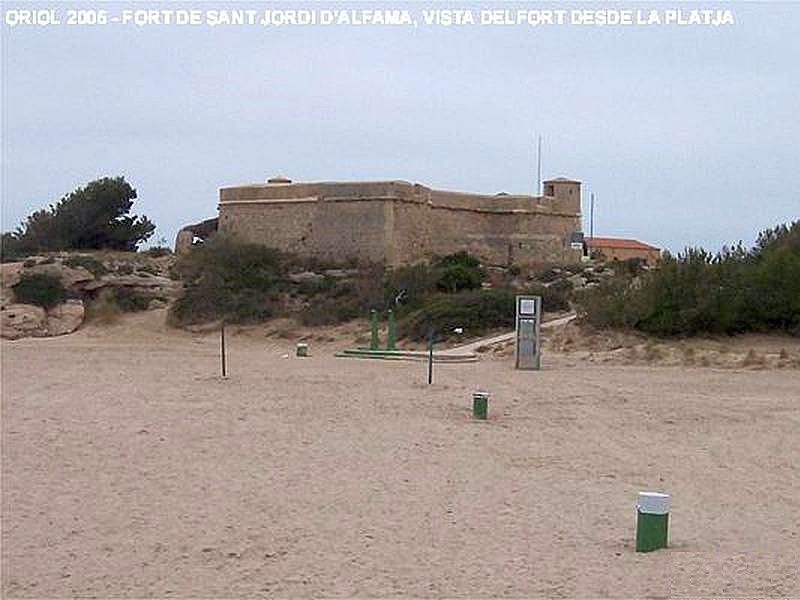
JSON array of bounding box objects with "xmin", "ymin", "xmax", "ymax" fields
[
  {"xmin": 472, "ymin": 392, "xmax": 489, "ymax": 420},
  {"xmin": 370, "ymin": 309, "xmax": 379, "ymax": 350},
  {"xmin": 386, "ymin": 309, "xmax": 397, "ymax": 351},
  {"xmin": 636, "ymin": 492, "xmax": 670, "ymax": 552}
]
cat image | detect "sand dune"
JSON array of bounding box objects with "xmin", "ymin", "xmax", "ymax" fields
[{"xmin": 2, "ymin": 312, "xmax": 798, "ymax": 598}]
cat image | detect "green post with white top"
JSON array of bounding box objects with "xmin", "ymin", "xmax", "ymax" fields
[
  {"xmin": 386, "ymin": 309, "xmax": 397, "ymax": 351},
  {"xmin": 636, "ymin": 492, "xmax": 670, "ymax": 552}
]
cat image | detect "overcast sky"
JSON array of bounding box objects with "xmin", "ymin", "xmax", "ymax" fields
[{"xmin": 2, "ymin": 1, "xmax": 798, "ymax": 252}]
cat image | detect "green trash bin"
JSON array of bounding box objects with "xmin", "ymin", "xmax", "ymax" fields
[
  {"xmin": 636, "ymin": 492, "xmax": 670, "ymax": 552},
  {"xmin": 472, "ymin": 391, "xmax": 489, "ymax": 420}
]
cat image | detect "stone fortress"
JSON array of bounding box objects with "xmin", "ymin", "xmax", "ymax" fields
[{"xmin": 177, "ymin": 175, "xmax": 584, "ymax": 267}]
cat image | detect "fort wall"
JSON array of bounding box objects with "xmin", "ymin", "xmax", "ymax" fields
[
  {"xmin": 215, "ymin": 179, "xmax": 583, "ymax": 267},
  {"xmin": 220, "ymin": 199, "xmax": 390, "ymax": 264}
]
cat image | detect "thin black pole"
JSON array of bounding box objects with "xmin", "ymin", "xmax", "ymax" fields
[
  {"xmin": 221, "ymin": 323, "xmax": 227, "ymax": 377},
  {"xmin": 427, "ymin": 330, "xmax": 434, "ymax": 385}
]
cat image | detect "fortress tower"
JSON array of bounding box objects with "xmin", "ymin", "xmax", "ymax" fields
[{"xmin": 543, "ymin": 177, "xmax": 582, "ymax": 214}]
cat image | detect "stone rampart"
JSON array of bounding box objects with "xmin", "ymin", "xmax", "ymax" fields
[{"xmin": 215, "ymin": 179, "xmax": 582, "ymax": 267}]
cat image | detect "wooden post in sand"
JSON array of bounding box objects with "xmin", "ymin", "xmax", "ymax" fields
[
  {"xmin": 636, "ymin": 492, "xmax": 670, "ymax": 552},
  {"xmin": 220, "ymin": 323, "xmax": 227, "ymax": 378},
  {"xmin": 427, "ymin": 328, "xmax": 435, "ymax": 385}
]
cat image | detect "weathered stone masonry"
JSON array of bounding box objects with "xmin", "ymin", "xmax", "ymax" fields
[{"xmin": 182, "ymin": 177, "xmax": 583, "ymax": 267}]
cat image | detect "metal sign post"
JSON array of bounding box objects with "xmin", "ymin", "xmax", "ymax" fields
[{"xmin": 515, "ymin": 295, "xmax": 542, "ymax": 370}]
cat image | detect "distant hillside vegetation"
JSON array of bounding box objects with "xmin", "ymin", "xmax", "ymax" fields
[
  {"xmin": 576, "ymin": 220, "xmax": 800, "ymax": 337},
  {"xmin": 167, "ymin": 237, "xmax": 570, "ymax": 340}
]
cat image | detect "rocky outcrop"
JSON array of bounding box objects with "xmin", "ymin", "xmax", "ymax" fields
[
  {"xmin": 45, "ymin": 300, "xmax": 85, "ymax": 336},
  {"xmin": 1, "ymin": 251, "xmax": 180, "ymax": 340},
  {"xmin": 494, "ymin": 261, "xmax": 617, "ymax": 292},
  {"xmin": 1, "ymin": 300, "xmax": 85, "ymax": 339},
  {"xmin": 1, "ymin": 303, "xmax": 47, "ymax": 340},
  {"xmin": 99, "ymin": 273, "xmax": 181, "ymax": 295},
  {"xmin": 0, "ymin": 262, "xmax": 23, "ymax": 308},
  {"xmin": 26, "ymin": 263, "xmax": 94, "ymax": 288}
]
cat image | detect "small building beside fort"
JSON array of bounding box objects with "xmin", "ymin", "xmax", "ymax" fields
[
  {"xmin": 177, "ymin": 176, "xmax": 585, "ymax": 268},
  {"xmin": 586, "ymin": 237, "xmax": 661, "ymax": 265}
]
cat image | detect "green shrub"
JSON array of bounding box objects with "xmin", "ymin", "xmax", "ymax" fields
[
  {"xmin": 434, "ymin": 251, "xmax": 486, "ymax": 292},
  {"xmin": 575, "ymin": 221, "xmax": 800, "ymax": 337},
  {"xmin": 296, "ymin": 276, "xmax": 337, "ymax": 297},
  {"xmin": 574, "ymin": 279, "xmax": 644, "ymax": 330},
  {"xmin": 1, "ymin": 232, "xmax": 36, "ymax": 262},
  {"xmin": 142, "ymin": 246, "xmax": 172, "ymax": 258},
  {"xmin": 297, "ymin": 268, "xmax": 384, "ymax": 325},
  {"xmin": 399, "ymin": 288, "xmax": 517, "ymax": 341},
  {"xmin": 436, "ymin": 264, "xmax": 485, "ymax": 293},
  {"xmin": 168, "ymin": 236, "xmax": 387, "ymax": 327},
  {"xmin": 525, "ymin": 280, "xmax": 573, "ymax": 313},
  {"xmin": 617, "ymin": 257, "xmax": 646, "ymax": 278},
  {"xmin": 169, "ymin": 236, "xmax": 287, "ymax": 326},
  {"xmin": 63, "ymin": 255, "xmax": 108, "ymax": 277},
  {"xmin": 112, "ymin": 287, "xmax": 153, "ymax": 312},
  {"xmin": 12, "ymin": 273, "xmax": 67, "ymax": 308},
  {"xmin": 298, "ymin": 295, "xmax": 363, "ymax": 326},
  {"xmin": 383, "ymin": 253, "xmax": 487, "ymax": 307},
  {"xmin": 384, "ymin": 263, "xmax": 440, "ymax": 309},
  {"xmin": 531, "ymin": 265, "xmax": 562, "ymax": 283},
  {"xmin": 436, "ymin": 251, "xmax": 481, "ymax": 270}
]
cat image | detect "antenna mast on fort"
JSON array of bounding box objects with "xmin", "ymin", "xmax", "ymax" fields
[{"xmin": 536, "ymin": 134, "xmax": 542, "ymax": 195}]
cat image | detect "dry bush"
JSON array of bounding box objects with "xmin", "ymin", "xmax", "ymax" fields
[
  {"xmin": 643, "ymin": 342, "xmax": 665, "ymax": 362},
  {"xmin": 86, "ymin": 289, "xmax": 121, "ymax": 324},
  {"xmin": 267, "ymin": 317, "xmax": 299, "ymax": 339},
  {"xmin": 741, "ymin": 349, "xmax": 765, "ymax": 367}
]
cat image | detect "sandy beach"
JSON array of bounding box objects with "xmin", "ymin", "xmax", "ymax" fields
[{"xmin": 2, "ymin": 312, "xmax": 798, "ymax": 598}]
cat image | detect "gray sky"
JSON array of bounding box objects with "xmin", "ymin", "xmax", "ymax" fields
[{"xmin": 2, "ymin": 1, "xmax": 798, "ymax": 252}]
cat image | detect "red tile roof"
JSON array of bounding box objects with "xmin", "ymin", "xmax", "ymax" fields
[{"xmin": 586, "ymin": 237, "xmax": 660, "ymax": 251}]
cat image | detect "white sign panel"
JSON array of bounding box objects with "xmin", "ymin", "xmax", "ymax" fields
[{"xmin": 519, "ymin": 298, "xmax": 537, "ymax": 316}]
